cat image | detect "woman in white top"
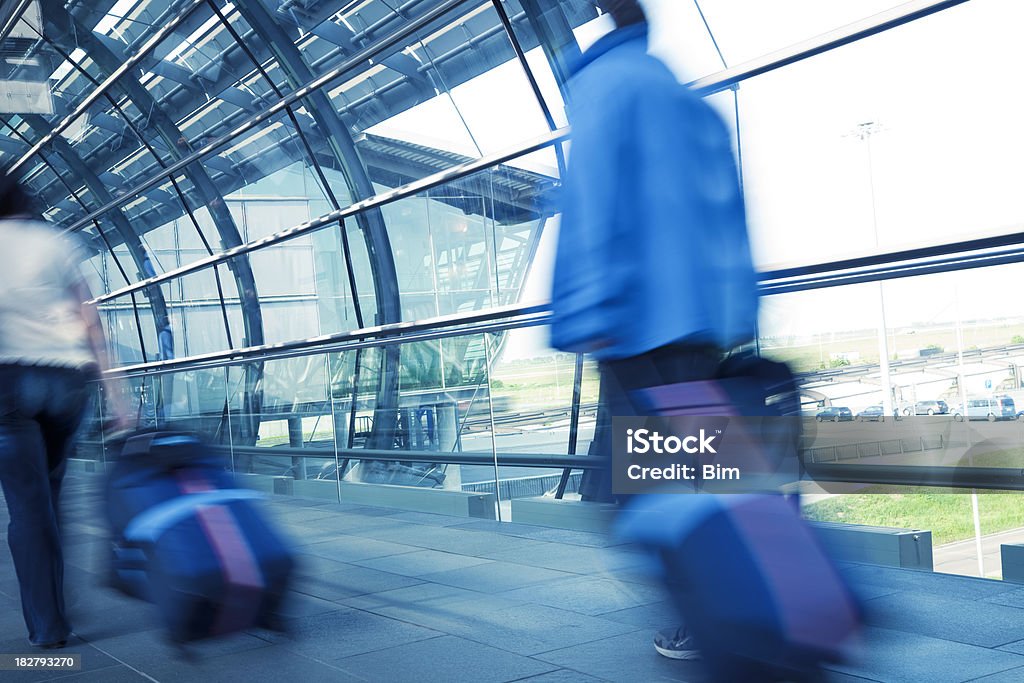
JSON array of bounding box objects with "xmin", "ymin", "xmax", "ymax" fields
[{"xmin": 0, "ymin": 174, "xmax": 112, "ymax": 648}]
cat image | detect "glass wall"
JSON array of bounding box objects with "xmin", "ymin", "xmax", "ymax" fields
[{"xmin": 5, "ymin": 0, "xmax": 1024, "ymax": 573}]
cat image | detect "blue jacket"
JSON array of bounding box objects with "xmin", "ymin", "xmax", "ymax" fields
[{"xmin": 550, "ymin": 24, "xmax": 758, "ymax": 360}]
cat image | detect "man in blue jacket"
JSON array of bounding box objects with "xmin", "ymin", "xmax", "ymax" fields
[{"xmin": 550, "ymin": 0, "xmax": 759, "ymax": 660}]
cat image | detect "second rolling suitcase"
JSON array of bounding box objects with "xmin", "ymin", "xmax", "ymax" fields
[{"xmin": 106, "ymin": 431, "xmax": 295, "ymax": 643}]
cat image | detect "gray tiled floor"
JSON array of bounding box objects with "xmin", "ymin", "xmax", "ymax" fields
[{"xmin": 4, "ymin": 475, "xmax": 1024, "ymax": 681}]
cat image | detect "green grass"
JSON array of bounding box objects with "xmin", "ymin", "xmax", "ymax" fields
[
  {"xmin": 803, "ymin": 491, "xmax": 1024, "ymax": 545},
  {"xmin": 765, "ymin": 322, "xmax": 1024, "ymax": 373}
]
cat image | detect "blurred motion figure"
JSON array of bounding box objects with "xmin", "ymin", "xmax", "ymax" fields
[
  {"xmin": 0, "ymin": 174, "xmax": 111, "ymax": 648},
  {"xmin": 550, "ymin": 2, "xmax": 756, "ymax": 503},
  {"xmin": 550, "ymin": 2, "xmax": 860, "ymax": 677},
  {"xmin": 550, "ymin": 0, "xmax": 757, "ymax": 666}
]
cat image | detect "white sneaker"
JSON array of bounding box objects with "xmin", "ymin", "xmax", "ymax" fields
[{"xmin": 654, "ymin": 626, "xmax": 702, "ymax": 660}]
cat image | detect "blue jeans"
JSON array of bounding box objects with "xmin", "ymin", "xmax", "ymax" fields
[{"xmin": 0, "ymin": 364, "xmax": 92, "ymax": 646}]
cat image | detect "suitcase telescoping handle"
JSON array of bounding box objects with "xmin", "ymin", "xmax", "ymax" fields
[{"xmin": 123, "ymin": 489, "xmax": 264, "ymax": 543}]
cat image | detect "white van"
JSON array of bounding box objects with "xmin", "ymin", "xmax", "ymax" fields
[{"xmin": 952, "ymin": 396, "xmax": 1017, "ymax": 421}]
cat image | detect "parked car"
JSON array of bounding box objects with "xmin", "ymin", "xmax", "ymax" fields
[
  {"xmin": 856, "ymin": 405, "xmax": 886, "ymax": 422},
  {"xmin": 815, "ymin": 406, "xmax": 853, "ymax": 422},
  {"xmin": 914, "ymin": 400, "xmax": 949, "ymax": 416},
  {"xmin": 952, "ymin": 396, "xmax": 1017, "ymax": 422}
]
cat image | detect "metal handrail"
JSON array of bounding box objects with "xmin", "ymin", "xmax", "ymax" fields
[
  {"xmin": 88, "ymin": 438, "xmax": 1024, "ymax": 492},
  {"xmin": 219, "ymin": 444, "xmax": 607, "ymax": 470},
  {"xmin": 106, "ymin": 302, "xmax": 550, "ymax": 377},
  {"xmin": 88, "ymin": 127, "xmax": 566, "ymax": 305},
  {"xmin": 689, "ymin": 0, "xmax": 969, "ymax": 96}
]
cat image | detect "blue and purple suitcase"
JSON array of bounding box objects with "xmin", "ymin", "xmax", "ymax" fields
[
  {"xmin": 105, "ymin": 431, "xmax": 295, "ymax": 643},
  {"xmin": 617, "ymin": 494, "xmax": 861, "ymax": 681}
]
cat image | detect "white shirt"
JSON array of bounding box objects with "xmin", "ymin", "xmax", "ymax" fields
[{"xmin": 0, "ymin": 219, "xmax": 96, "ymax": 369}]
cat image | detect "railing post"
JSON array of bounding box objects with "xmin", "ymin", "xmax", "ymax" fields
[
  {"xmin": 288, "ymin": 415, "xmax": 306, "ymax": 480},
  {"xmin": 556, "ymin": 353, "xmax": 585, "ymax": 499}
]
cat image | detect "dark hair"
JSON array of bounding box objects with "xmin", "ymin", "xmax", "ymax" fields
[
  {"xmin": 597, "ymin": 0, "xmax": 646, "ymax": 27},
  {"xmin": 0, "ymin": 173, "xmax": 40, "ymax": 219}
]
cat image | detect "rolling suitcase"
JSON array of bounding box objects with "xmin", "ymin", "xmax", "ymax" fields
[
  {"xmin": 616, "ymin": 494, "xmax": 861, "ymax": 681},
  {"xmin": 105, "ymin": 431, "xmax": 295, "ymax": 643}
]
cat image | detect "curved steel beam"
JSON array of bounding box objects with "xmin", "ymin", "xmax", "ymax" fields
[
  {"xmin": 41, "ymin": 1, "xmax": 266, "ymax": 444},
  {"xmin": 517, "ymin": 0, "xmax": 583, "ymax": 100},
  {"xmin": 1, "ymin": 119, "xmax": 154, "ymax": 366},
  {"xmin": 22, "ymin": 116, "xmax": 170, "ymax": 367}
]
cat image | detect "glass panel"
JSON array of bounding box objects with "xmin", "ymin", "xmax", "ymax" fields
[
  {"xmin": 161, "ymin": 366, "xmax": 231, "ymax": 438},
  {"xmin": 299, "ymin": 0, "xmax": 552, "ymax": 179},
  {"xmin": 326, "ymin": 335, "xmax": 492, "ymax": 499},
  {"xmin": 78, "ymin": 383, "xmax": 107, "ymax": 465},
  {"xmin": 486, "ymin": 328, "xmax": 583, "ymax": 506},
  {"xmin": 202, "ymin": 111, "xmax": 329, "ymax": 205},
  {"xmin": 493, "ymin": 0, "xmax": 600, "ymax": 127},
  {"xmin": 92, "ymin": 0, "xmax": 181, "ymax": 50},
  {"xmin": 103, "ymin": 298, "xmax": 155, "ymax": 366},
  {"xmin": 760, "ymin": 259, "xmax": 1024, "ymax": 580},
  {"xmin": 739, "ymin": 0, "xmax": 1024, "ymax": 270},
  {"xmin": 215, "ymin": 350, "xmax": 347, "ymax": 498},
  {"xmin": 694, "ymin": 0, "xmax": 908, "ymax": 67}
]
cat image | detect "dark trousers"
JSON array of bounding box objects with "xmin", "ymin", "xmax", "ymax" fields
[
  {"xmin": 581, "ymin": 343, "xmax": 721, "ymax": 503},
  {"xmin": 0, "ymin": 365, "xmax": 91, "ymax": 645}
]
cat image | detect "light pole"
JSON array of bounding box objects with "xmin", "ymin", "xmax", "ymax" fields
[
  {"xmin": 848, "ymin": 121, "xmax": 894, "ymax": 417},
  {"xmin": 954, "ymin": 277, "xmax": 985, "ymax": 577}
]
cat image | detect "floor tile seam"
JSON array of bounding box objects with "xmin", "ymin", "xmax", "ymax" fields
[
  {"xmin": 856, "ymin": 619, "xmax": 1024, "ymax": 650},
  {"xmin": 495, "ymin": 663, "xmax": 578, "ymax": 683},
  {"xmin": 250, "ymin": 621, "xmax": 447, "ymax": 664},
  {"xmin": 528, "ymin": 626, "xmax": 651, "ymax": 660},
  {"xmin": 858, "ymin": 585, "xmax": 1020, "ymax": 602},
  {"xmin": 39, "ymin": 663, "xmax": 139, "ymax": 682},
  {"xmin": 294, "ymin": 557, "xmax": 423, "ymax": 574},
  {"xmin": 287, "ymin": 578, "xmax": 430, "ymax": 603},
  {"xmin": 301, "ymin": 546, "xmax": 425, "ymax": 563},
  {"xmin": 63, "ymin": 634, "xmax": 161, "ymax": 683},
  {"xmin": 816, "ymin": 667, "xmax": 885, "ymax": 683},
  {"xmin": 229, "ymin": 640, "xmax": 374, "ymax": 681},
  {"xmin": 411, "ymin": 573, "xmax": 581, "ymax": 593},
  {"xmin": 346, "ymin": 552, "xmax": 497, "ymax": 573},
  {"xmin": 584, "ymin": 596, "xmax": 675, "ymax": 620},
  {"xmin": 269, "ymin": 513, "xmax": 347, "ymax": 525},
  {"xmin": 338, "ymin": 585, "xmax": 526, "ymax": 618},
  {"xmin": 490, "ymin": 574, "xmax": 642, "ymax": 603},
  {"xmin": 274, "ymin": 639, "xmax": 425, "ymax": 672},
  {"xmin": 337, "ymin": 595, "xmax": 639, "ymax": 657},
  {"xmin": 306, "ymin": 631, "xmax": 451, "ymax": 670},
  {"xmin": 331, "ymin": 531, "xmax": 526, "ymax": 555},
  {"xmin": 845, "ymin": 568, "xmax": 1022, "ymax": 592},
  {"xmin": 294, "ymin": 536, "xmax": 423, "ymax": 554},
  {"xmin": 864, "ymin": 624, "xmax": 1024, "ymax": 650},
  {"xmin": 285, "ymin": 524, "xmax": 395, "ymax": 533},
  {"xmin": 384, "ymin": 611, "xmax": 614, "ymax": 660},
  {"xmin": 276, "ymin": 606, "xmax": 452, "ymax": 655},
  {"xmin": 981, "ymin": 597, "xmax": 1024, "ymax": 609},
  {"xmin": 342, "ymin": 529, "xmax": 533, "ymax": 548},
  {"xmin": 990, "ymin": 636, "xmax": 1024, "ymax": 649},
  {"xmin": 428, "ymin": 556, "xmax": 602, "ymax": 578},
  {"xmin": 958, "ymin": 662, "xmax": 1024, "ymax": 682}
]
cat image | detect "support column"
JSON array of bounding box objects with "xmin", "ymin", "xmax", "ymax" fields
[
  {"xmin": 436, "ymin": 402, "xmax": 462, "ymax": 491},
  {"xmin": 288, "ymin": 415, "xmax": 306, "ymax": 480}
]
